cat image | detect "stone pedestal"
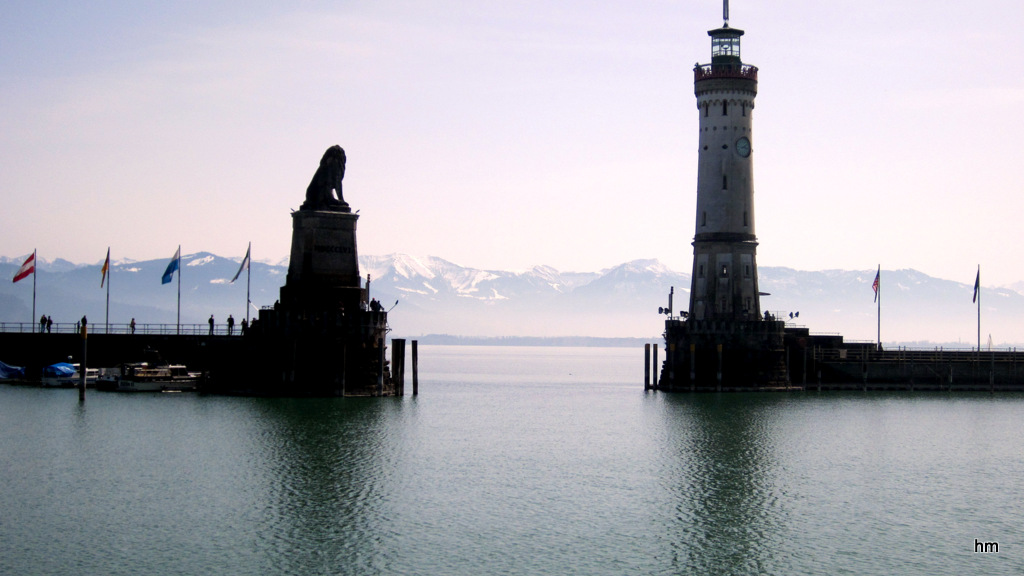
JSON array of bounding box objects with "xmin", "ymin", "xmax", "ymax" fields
[
  {"xmin": 281, "ymin": 210, "xmax": 363, "ymax": 314},
  {"xmin": 286, "ymin": 210, "xmax": 360, "ymax": 288}
]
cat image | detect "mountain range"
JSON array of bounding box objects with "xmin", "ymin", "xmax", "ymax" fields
[{"xmin": 3, "ymin": 253, "xmax": 1023, "ymax": 346}]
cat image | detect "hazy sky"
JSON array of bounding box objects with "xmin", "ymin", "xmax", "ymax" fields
[{"xmin": 2, "ymin": 1, "xmax": 1022, "ymax": 285}]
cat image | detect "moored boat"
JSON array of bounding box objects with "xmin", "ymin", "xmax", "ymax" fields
[
  {"xmin": 0, "ymin": 359, "xmax": 26, "ymax": 384},
  {"xmin": 101, "ymin": 362, "xmax": 202, "ymax": 392},
  {"xmin": 41, "ymin": 363, "xmax": 100, "ymax": 388}
]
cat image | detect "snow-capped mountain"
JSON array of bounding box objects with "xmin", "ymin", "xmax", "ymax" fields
[{"xmin": 2, "ymin": 253, "xmax": 1024, "ymax": 345}]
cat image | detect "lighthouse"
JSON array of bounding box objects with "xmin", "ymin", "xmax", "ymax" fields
[
  {"xmin": 658, "ymin": 1, "xmax": 788, "ymax": 390},
  {"xmin": 690, "ymin": 1, "xmax": 761, "ymax": 321}
]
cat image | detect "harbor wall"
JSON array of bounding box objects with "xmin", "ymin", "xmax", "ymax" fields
[{"xmin": 0, "ymin": 332, "xmax": 243, "ymax": 382}]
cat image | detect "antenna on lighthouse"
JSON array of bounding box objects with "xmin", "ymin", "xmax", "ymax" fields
[{"xmin": 724, "ymin": 0, "xmax": 729, "ymax": 25}]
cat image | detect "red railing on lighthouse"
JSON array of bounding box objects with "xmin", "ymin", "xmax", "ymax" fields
[{"xmin": 694, "ymin": 63, "xmax": 758, "ymax": 82}]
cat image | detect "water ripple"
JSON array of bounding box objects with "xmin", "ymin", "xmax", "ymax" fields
[{"xmin": 4, "ymin": 354, "xmax": 1024, "ymax": 575}]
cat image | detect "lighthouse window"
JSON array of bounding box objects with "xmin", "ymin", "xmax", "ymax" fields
[
  {"xmin": 742, "ymin": 103, "xmax": 747, "ymax": 117},
  {"xmin": 698, "ymin": 264, "xmax": 704, "ymax": 277},
  {"xmin": 712, "ymin": 35, "xmax": 741, "ymax": 59},
  {"xmin": 721, "ymin": 265, "xmax": 728, "ymax": 277},
  {"xmin": 722, "ymin": 175, "xmax": 728, "ymax": 190},
  {"xmin": 701, "ymin": 212, "xmax": 707, "ymax": 227},
  {"xmin": 722, "ymin": 101, "xmax": 728, "ymax": 116},
  {"xmin": 744, "ymin": 265, "xmax": 751, "ymax": 278},
  {"xmin": 743, "ymin": 211, "xmax": 748, "ymax": 226},
  {"xmin": 704, "ymin": 103, "xmax": 709, "ymax": 117}
]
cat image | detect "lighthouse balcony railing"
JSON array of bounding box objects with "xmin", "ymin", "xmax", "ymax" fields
[
  {"xmin": 694, "ymin": 63, "xmax": 758, "ymax": 82},
  {"xmin": 665, "ymin": 317, "xmax": 783, "ymax": 335}
]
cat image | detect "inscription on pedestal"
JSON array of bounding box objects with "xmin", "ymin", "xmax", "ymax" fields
[{"xmin": 287, "ymin": 210, "xmax": 360, "ymax": 287}]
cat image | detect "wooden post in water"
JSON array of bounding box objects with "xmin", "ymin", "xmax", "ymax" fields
[
  {"xmin": 401, "ymin": 339, "xmax": 407, "ymax": 395},
  {"xmin": 392, "ymin": 339, "xmax": 406, "ymax": 396},
  {"xmin": 377, "ymin": 338, "xmax": 385, "ymax": 396},
  {"xmin": 412, "ymin": 340, "xmax": 419, "ymax": 395},
  {"xmin": 644, "ymin": 343, "xmax": 651, "ymax": 390},
  {"xmin": 652, "ymin": 344, "xmax": 658, "ymax": 389},
  {"xmin": 79, "ymin": 324, "xmax": 87, "ymax": 402}
]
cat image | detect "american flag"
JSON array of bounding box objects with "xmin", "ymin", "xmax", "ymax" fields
[{"xmin": 872, "ymin": 269, "xmax": 880, "ymax": 303}]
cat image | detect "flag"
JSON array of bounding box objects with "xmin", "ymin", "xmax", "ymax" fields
[
  {"xmin": 872, "ymin": 268, "xmax": 880, "ymax": 302},
  {"xmin": 162, "ymin": 247, "xmax": 180, "ymax": 285},
  {"xmin": 973, "ymin": 270, "xmax": 980, "ymax": 303},
  {"xmin": 230, "ymin": 243, "xmax": 250, "ymax": 284},
  {"xmin": 13, "ymin": 251, "xmax": 35, "ymax": 283},
  {"xmin": 100, "ymin": 248, "xmax": 110, "ymax": 288}
]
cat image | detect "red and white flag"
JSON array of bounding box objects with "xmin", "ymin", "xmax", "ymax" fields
[{"xmin": 13, "ymin": 251, "xmax": 35, "ymax": 283}]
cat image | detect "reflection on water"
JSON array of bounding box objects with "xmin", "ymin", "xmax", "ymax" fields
[
  {"xmin": 656, "ymin": 394, "xmax": 790, "ymax": 574},
  {"xmin": 2, "ymin": 347, "xmax": 1024, "ymax": 575},
  {"xmin": 249, "ymin": 398, "xmax": 401, "ymax": 574}
]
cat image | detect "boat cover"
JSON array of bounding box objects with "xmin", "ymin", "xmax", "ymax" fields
[
  {"xmin": 42, "ymin": 362, "xmax": 75, "ymax": 378},
  {"xmin": 0, "ymin": 360, "xmax": 25, "ymax": 379}
]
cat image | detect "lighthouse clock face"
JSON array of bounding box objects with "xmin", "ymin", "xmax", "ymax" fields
[{"xmin": 735, "ymin": 137, "xmax": 751, "ymax": 158}]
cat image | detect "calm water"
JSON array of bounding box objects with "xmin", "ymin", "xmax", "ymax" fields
[{"xmin": 1, "ymin": 345, "xmax": 1022, "ymax": 575}]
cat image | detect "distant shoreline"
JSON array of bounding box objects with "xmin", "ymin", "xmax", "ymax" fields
[
  {"xmin": 406, "ymin": 335, "xmax": 658, "ymax": 348},
  {"xmin": 400, "ymin": 334, "xmax": 1024, "ymax": 350}
]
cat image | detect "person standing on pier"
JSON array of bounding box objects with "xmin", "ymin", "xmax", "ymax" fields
[
  {"xmin": 208, "ymin": 314, "xmax": 214, "ymax": 335},
  {"xmin": 227, "ymin": 315, "xmax": 234, "ymax": 336},
  {"xmin": 130, "ymin": 318, "xmax": 136, "ymax": 334},
  {"xmin": 46, "ymin": 316, "xmax": 52, "ymax": 333},
  {"xmin": 39, "ymin": 314, "xmax": 46, "ymax": 333}
]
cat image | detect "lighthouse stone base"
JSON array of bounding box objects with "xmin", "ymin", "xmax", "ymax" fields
[{"xmin": 658, "ymin": 318, "xmax": 789, "ymax": 391}]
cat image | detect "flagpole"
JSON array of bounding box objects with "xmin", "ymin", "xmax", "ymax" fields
[
  {"xmin": 32, "ymin": 249, "xmax": 37, "ymax": 329},
  {"xmin": 105, "ymin": 248, "xmax": 111, "ymax": 334},
  {"xmin": 876, "ymin": 265, "xmax": 881, "ymax": 352},
  {"xmin": 246, "ymin": 242, "xmax": 252, "ymax": 325},
  {"xmin": 977, "ymin": 265, "xmax": 981, "ymax": 357},
  {"xmin": 177, "ymin": 244, "xmax": 182, "ymax": 335}
]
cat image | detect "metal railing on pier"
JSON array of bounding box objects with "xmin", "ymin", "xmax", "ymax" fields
[
  {"xmin": 0, "ymin": 322, "xmax": 247, "ymax": 337},
  {"xmin": 814, "ymin": 345, "xmax": 1022, "ymax": 365}
]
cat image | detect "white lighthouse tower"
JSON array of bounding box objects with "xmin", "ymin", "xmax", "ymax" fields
[
  {"xmin": 659, "ymin": 1, "xmax": 787, "ymax": 390},
  {"xmin": 689, "ymin": 0, "xmax": 761, "ymax": 322}
]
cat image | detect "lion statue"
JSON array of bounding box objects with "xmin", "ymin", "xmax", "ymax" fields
[{"xmin": 301, "ymin": 145, "xmax": 349, "ymax": 211}]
